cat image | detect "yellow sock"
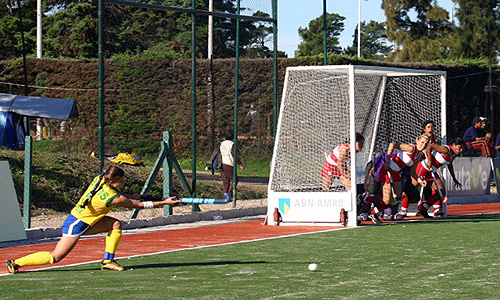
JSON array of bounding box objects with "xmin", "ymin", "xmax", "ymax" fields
[
  {"xmin": 105, "ymin": 229, "xmax": 122, "ymax": 256},
  {"xmin": 15, "ymin": 251, "xmax": 54, "ymax": 267}
]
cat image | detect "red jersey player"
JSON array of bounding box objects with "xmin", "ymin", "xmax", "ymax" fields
[
  {"xmin": 369, "ymin": 135, "xmax": 429, "ymax": 223},
  {"xmin": 414, "ymin": 137, "xmax": 464, "ymax": 217},
  {"xmin": 321, "ymin": 133, "xmax": 364, "ymax": 191}
]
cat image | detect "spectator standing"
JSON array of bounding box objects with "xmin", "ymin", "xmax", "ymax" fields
[{"xmin": 220, "ymin": 132, "xmax": 244, "ymax": 200}]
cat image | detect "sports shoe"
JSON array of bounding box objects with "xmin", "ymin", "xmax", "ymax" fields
[
  {"xmin": 433, "ymin": 209, "xmax": 444, "ymax": 217},
  {"xmin": 6, "ymin": 259, "xmax": 19, "ymax": 274},
  {"xmin": 101, "ymin": 260, "xmax": 125, "ymax": 271},
  {"xmin": 357, "ymin": 212, "xmax": 369, "ymax": 222},
  {"xmin": 418, "ymin": 205, "xmax": 431, "ymax": 219},
  {"xmin": 394, "ymin": 210, "xmax": 407, "ymax": 220},
  {"xmin": 383, "ymin": 207, "xmax": 393, "ymax": 220},
  {"xmin": 368, "ymin": 212, "xmax": 381, "ymax": 224}
]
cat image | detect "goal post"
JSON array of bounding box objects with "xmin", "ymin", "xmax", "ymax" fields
[{"xmin": 267, "ymin": 65, "xmax": 446, "ymax": 226}]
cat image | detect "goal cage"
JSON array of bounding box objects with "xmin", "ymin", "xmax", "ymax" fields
[{"xmin": 267, "ymin": 65, "xmax": 446, "ymax": 226}]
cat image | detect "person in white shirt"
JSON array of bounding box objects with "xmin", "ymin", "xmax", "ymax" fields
[{"xmin": 219, "ymin": 132, "xmax": 244, "ymax": 200}]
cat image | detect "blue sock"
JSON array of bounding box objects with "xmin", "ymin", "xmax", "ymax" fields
[{"xmin": 103, "ymin": 252, "xmax": 115, "ymax": 261}]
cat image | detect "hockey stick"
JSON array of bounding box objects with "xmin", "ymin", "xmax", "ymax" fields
[
  {"xmin": 139, "ymin": 194, "xmax": 231, "ymax": 204},
  {"xmin": 431, "ymin": 172, "xmax": 447, "ymax": 203},
  {"xmin": 179, "ymin": 197, "xmax": 231, "ymax": 204},
  {"xmin": 417, "ymin": 167, "xmax": 426, "ymax": 202},
  {"xmin": 386, "ymin": 170, "xmax": 400, "ymax": 202}
]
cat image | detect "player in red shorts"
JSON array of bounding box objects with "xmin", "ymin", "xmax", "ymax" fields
[
  {"xmin": 394, "ymin": 121, "xmax": 439, "ymax": 219},
  {"xmin": 414, "ymin": 137, "xmax": 464, "ymax": 217},
  {"xmin": 321, "ymin": 133, "xmax": 364, "ymax": 191},
  {"xmin": 369, "ymin": 135, "xmax": 429, "ymax": 223}
]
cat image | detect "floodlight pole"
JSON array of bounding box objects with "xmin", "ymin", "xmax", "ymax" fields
[
  {"xmin": 36, "ymin": 0, "xmax": 43, "ymax": 141},
  {"xmin": 357, "ymin": 0, "xmax": 361, "ymax": 57},
  {"xmin": 37, "ymin": 0, "xmax": 42, "ymax": 58},
  {"xmin": 208, "ymin": 0, "xmax": 213, "ymax": 59},
  {"xmin": 322, "ymin": 0, "xmax": 327, "ymax": 65}
]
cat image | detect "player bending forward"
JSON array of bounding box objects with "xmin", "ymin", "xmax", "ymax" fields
[
  {"xmin": 6, "ymin": 166, "xmax": 181, "ymax": 274},
  {"xmin": 321, "ymin": 133, "xmax": 364, "ymax": 191},
  {"xmin": 368, "ymin": 135, "xmax": 429, "ymax": 223},
  {"xmin": 413, "ymin": 138, "xmax": 464, "ymax": 218}
]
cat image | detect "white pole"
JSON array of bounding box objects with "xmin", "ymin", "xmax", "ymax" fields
[
  {"xmin": 36, "ymin": 0, "xmax": 43, "ymax": 140},
  {"xmin": 440, "ymin": 74, "xmax": 447, "ymax": 144},
  {"xmin": 357, "ymin": 0, "xmax": 361, "ymax": 57},
  {"xmin": 36, "ymin": 0, "xmax": 42, "ymax": 58},
  {"xmin": 369, "ymin": 76, "xmax": 387, "ymax": 157},
  {"xmin": 348, "ymin": 66, "xmax": 357, "ymax": 226},
  {"xmin": 208, "ymin": 0, "xmax": 213, "ymax": 59}
]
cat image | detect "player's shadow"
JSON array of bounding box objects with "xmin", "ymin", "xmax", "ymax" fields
[
  {"xmin": 26, "ymin": 260, "xmax": 269, "ymax": 274},
  {"xmin": 130, "ymin": 260, "xmax": 269, "ymax": 270}
]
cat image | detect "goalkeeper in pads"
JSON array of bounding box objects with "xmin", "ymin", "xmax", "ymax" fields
[
  {"xmin": 5, "ymin": 166, "xmax": 181, "ymax": 274},
  {"xmin": 321, "ymin": 133, "xmax": 365, "ymax": 191}
]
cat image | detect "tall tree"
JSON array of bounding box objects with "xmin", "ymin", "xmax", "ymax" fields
[
  {"xmin": 42, "ymin": 2, "xmax": 97, "ymax": 58},
  {"xmin": 296, "ymin": 13, "xmax": 345, "ymax": 57},
  {"xmin": 242, "ymin": 11, "xmax": 273, "ymax": 58},
  {"xmin": 344, "ymin": 20, "xmax": 392, "ymax": 60},
  {"xmin": 0, "ymin": 0, "xmax": 36, "ymax": 60},
  {"xmin": 0, "ymin": 0, "xmax": 276, "ymax": 60},
  {"xmin": 452, "ymin": 0, "xmax": 499, "ymax": 60},
  {"xmin": 382, "ymin": 0, "xmax": 453, "ymax": 62}
]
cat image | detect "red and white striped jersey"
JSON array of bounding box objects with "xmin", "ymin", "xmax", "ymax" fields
[
  {"xmin": 325, "ymin": 144, "xmax": 350, "ymax": 167},
  {"xmin": 421, "ymin": 145, "xmax": 456, "ymax": 172},
  {"xmin": 389, "ymin": 143, "xmax": 423, "ymax": 171}
]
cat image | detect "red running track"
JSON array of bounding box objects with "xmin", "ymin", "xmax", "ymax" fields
[{"xmin": 1, "ymin": 203, "xmax": 500, "ymax": 275}]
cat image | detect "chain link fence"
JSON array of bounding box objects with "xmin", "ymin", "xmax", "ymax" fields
[{"xmin": 0, "ymin": 0, "xmax": 276, "ymax": 229}]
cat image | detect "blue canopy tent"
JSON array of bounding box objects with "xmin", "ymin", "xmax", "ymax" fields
[{"xmin": 0, "ymin": 93, "xmax": 78, "ymax": 150}]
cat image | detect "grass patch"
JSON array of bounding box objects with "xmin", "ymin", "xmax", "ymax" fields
[
  {"xmin": 0, "ymin": 148, "xmax": 267, "ymax": 218},
  {"xmin": 2, "ymin": 214, "xmax": 500, "ymax": 299}
]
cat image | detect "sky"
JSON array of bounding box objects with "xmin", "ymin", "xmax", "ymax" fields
[{"xmin": 277, "ymin": 0, "xmax": 457, "ymax": 57}]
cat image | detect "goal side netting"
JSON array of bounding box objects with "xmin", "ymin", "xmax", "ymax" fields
[{"xmin": 267, "ymin": 65, "xmax": 446, "ymax": 226}]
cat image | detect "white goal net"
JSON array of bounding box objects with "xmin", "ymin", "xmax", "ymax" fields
[{"xmin": 267, "ymin": 65, "xmax": 446, "ymax": 226}]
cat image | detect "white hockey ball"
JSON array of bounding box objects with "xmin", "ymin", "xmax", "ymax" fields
[{"xmin": 308, "ymin": 263, "xmax": 318, "ymax": 271}]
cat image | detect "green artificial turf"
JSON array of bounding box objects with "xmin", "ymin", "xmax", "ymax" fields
[{"xmin": 2, "ymin": 214, "xmax": 500, "ymax": 300}]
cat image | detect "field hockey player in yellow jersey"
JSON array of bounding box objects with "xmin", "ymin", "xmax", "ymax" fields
[{"xmin": 5, "ymin": 166, "xmax": 181, "ymax": 273}]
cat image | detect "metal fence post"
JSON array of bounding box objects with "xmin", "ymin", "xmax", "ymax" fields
[
  {"xmin": 163, "ymin": 131, "xmax": 173, "ymax": 216},
  {"xmin": 23, "ymin": 135, "xmax": 32, "ymax": 229}
]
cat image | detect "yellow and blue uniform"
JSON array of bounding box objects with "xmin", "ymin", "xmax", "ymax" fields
[
  {"xmin": 8, "ymin": 174, "xmax": 125, "ymax": 272},
  {"xmin": 71, "ymin": 176, "xmax": 121, "ymax": 226},
  {"xmin": 61, "ymin": 176, "xmax": 121, "ymax": 237}
]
